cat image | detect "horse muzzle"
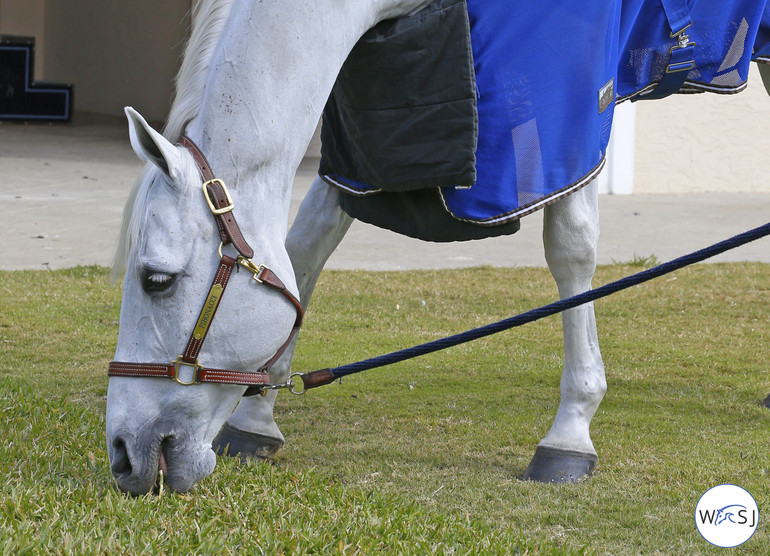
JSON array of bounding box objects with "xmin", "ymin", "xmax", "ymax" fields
[{"xmin": 108, "ymin": 429, "xmax": 215, "ymax": 495}]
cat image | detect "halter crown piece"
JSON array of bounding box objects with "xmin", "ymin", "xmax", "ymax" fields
[{"xmin": 108, "ymin": 137, "xmax": 303, "ymax": 397}]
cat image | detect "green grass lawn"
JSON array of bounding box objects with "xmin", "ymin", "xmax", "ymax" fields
[{"xmin": 0, "ymin": 264, "xmax": 767, "ymax": 554}]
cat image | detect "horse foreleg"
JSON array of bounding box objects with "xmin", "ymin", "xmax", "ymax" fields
[
  {"xmin": 213, "ymin": 176, "xmax": 353, "ymax": 458},
  {"xmin": 523, "ymin": 179, "xmax": 607, "ymax": 483}
]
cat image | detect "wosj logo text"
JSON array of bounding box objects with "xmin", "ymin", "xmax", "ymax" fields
[
  {"xmin": 698, "ymin": 504, "xmax": 757, "ymax": 528},
  {"xmin": 695, "ymin": 484, "xmax": 759, "ymax": 548}
]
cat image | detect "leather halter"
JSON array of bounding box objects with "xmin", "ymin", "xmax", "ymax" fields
[{"xmin": 108, "ymin": 137, "xmax": 303, "ymax": 396}]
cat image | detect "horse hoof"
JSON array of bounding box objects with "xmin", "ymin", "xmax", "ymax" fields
[
  {"xmin": 763, "ymin": 394, "xmax": 770, "ymax": 409},
  {"xmin": 212, "ymin": 423, "xmax": 284, "ymax": 460},
  {"xmin": 522, "ymin": 445, "xmax": 598, "ymax": 484}
]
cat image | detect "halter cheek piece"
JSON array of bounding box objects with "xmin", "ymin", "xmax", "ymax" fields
[{"xmin": 108, "ymin": 137, "xmax": 303, "ymax": 397}]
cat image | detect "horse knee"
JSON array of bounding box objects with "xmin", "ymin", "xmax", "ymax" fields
[
  {"xmin": 286, "ymin": 180, "xmax": 351, "ymax": 281},
  {"xmin": 545, "ymin": 229, "xmax": 598, "ymax": 289}
]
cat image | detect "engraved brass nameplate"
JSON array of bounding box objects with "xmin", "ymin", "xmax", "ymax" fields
[{"xmin": 193, "ymin": 284, "xmax": 223, "ymax": 340}]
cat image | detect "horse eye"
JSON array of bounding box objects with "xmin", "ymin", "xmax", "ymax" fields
[{"xmin": 140, "ymin": 268, "xmax": 178, "ymax": 295}]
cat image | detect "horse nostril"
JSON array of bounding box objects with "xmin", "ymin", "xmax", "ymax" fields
[
  {"xmin": 140, "ymin": 268, "xmax": 178, "ymax": 295},
  {"xmin": 111, "ymin": 437, "xmax": 132, "ymax": 476}
]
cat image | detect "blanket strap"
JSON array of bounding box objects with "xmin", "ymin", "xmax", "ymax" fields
[{"xmin": 643, "ymin": 0, "xmax": 695, "ymax": 99}]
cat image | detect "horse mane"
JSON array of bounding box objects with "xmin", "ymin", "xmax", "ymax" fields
[
  {"xmin": 163, "ymin": 0, "xmax": 235, "ymax": 143},
  {"xmin": 112, "ymin": 0, "xmax": 235, "ymax": 277}
]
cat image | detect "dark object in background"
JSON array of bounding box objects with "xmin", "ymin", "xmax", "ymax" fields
[{"xmin": 0, "ymin": 35, "xmax": 73, "ymax": 122}]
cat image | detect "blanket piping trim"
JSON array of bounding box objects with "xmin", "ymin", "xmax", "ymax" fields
[
  {"xmin": 618, "ymin": 79, "xmax": 749, "ymax": 103},
  {"xmin": 325, "ymin": 156, "xmax": 607, "ymax": 226},
  {"xmin": 439, "ymin": 156, "xmax": 607, "ymax": 226},
  {"xmin": 321, "ymin": 174, "xmax": 382, "ymax": 196}
]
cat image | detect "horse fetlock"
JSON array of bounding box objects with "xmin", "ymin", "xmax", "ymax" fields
[
  {"xmin": 540, "ymin": 407, "xmax": 597, "ymax": 454},
  {"xmin": 560, "ymin": 366, "xmax": 607, "ymax": 407}
]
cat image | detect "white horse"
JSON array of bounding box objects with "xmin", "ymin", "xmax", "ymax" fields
[{"xmin": 106, "ymin": 0, "xmax": 770, "ymax": 495}]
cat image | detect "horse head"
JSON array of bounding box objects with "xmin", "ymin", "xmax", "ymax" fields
[{"xmin": 106, "ymin": 108, "xmax": 298, "ymax": 494}]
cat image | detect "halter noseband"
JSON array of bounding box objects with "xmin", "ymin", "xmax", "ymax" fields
[{"xmin": 108, "ymin": 137, "xmax": 303, "ymax": 396}]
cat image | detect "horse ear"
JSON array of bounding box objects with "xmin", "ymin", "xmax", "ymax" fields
[{"xmin": 125, "ymin": 106, "xmax": 183, "ymax": 181}]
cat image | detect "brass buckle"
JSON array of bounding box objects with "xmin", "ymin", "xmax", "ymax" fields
[
  {"xmin": 171, "ymin": 357, "xmax": 202, "ymax": 386},
  {"xmin": 202, "ymin": 179, "xmax": 234, "ymax": 215},
  {"xmin": 666, "ymin": 30, "xmax": 696, "ymax": 74},
  {"xmin": 665, "ymin": 58, "xmax": 695, "ymax": 74},
  {"xmin": 237, "ymin": 257, "xmax": 267, "ymax": 283},
  {"xmin": 669, "ymin": 22, "xmax": 692, "ymax": 39},
  {"xmin": 669, "ymin": 36, "xmax": 696, "ymax": 53}
]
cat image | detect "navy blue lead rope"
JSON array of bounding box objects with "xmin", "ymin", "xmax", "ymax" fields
[{"xmin": 297, "ymin": 222, "xmax": 770, "ymax": 391}]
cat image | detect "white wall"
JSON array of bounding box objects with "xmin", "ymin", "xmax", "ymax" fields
[
  {"xmin": 599, "ymin": 102, "xmax": 636, "ymax": 195},
  {"xmin": 634, "ymin": 64, "xmax": 770, "ymax": 193},
  {"xmin": 43, "ymin": 0, "xmax": 191, "ymax": 121}
]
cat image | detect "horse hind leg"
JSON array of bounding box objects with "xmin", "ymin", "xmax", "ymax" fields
[
  {"xmin": 523, "ymin": 179, "xmax": 607, "ymax": 483},
  {"xmin": 213, "ymin": 177, "xmax": 353, "ymax": 459}
]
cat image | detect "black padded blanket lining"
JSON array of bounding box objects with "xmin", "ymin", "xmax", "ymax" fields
[{"xmin": 319, "ymin": 0, "xmax": 477, "ymax": 192}]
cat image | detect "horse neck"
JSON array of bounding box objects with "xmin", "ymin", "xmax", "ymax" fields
[{"xmin": 183, "ymin": 0, "xmax": 431, "ymax": 254}]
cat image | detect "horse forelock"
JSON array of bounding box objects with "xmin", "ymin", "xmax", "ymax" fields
[
  {"xmin": 112, "ymin": 165, "xmax": 155, "ymax": 279},
  {"xmin": 111, "ymin": 160, "xmax": 201, "ymax": 280},
  {"xmin": 113, "ymin": 0, "xmax": 235, "ymax": 279}
]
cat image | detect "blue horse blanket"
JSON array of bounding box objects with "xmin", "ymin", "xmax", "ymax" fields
[{"xmin": 320, "ymin": 0, "xmax": 770, "ymax": 241}]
